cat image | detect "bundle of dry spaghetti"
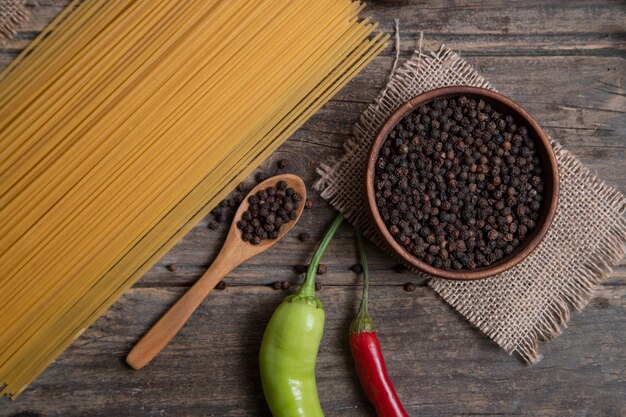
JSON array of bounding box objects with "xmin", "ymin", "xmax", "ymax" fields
[{"xmin": 0, "ymin": 0, "xmax": 387, "ymax": 398}]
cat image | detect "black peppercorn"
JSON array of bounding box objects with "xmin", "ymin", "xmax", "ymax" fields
[
  {"xmin": 374, "ymin": 95, "xmax": 544, "ymax": 270},
  {"xmin": 239, "ymin": 179, "xmax": 298, "ymax": 244}
]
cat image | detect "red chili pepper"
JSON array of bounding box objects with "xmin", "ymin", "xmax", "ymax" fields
[{"xmin": 350, "ymin": 231, "xmax": 409, "ymax": 417}]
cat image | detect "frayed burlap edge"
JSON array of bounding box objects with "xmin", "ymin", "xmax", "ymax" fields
[
  {"xmin": 315, "ymin": 45, "xmax": 493, "ymax": 252},
  {"xmin": 432, "ymin": 142, "xmax": 626, "ymax": 363},
  {"xmin": 0, "ymin": 0, "xmax": 28, "ymax": 45},
  {"xmin": 316, "ymin": 46, "xmax": 492, "ymax": 231},
  {"xmin": 314, "ymin": 42, "xmax": 626, "ymax": 363}
]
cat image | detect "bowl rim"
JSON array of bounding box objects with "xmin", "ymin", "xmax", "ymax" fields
[{"xmin": 364, "ymin": 86, "xmax": 559, "ymax": 280}]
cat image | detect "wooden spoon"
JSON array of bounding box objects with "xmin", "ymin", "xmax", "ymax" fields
[{"xmin": 126, "ymin": 174, "xmax": 306, "ymax": 370}]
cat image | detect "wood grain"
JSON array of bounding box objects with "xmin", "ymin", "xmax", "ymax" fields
[{"xmin": 1, "ymin": 1, "xmax": 624, "ymax": 416}]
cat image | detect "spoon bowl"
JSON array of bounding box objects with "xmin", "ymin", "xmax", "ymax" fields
[
  {"xmin": 126, "ymin": 174, "xmax": 306, "ymax": 370},
  {"xmin": 228, "ymin": 174, "xmax": 307, "ymax": 253}
]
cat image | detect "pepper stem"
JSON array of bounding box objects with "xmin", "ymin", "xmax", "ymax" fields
[
  {"xmin": 350, "ymin": 230, "xmax": 375, "ymax": 334},
  {"xmin": 297, "ymin": 213, "xmax": 344, "ymax": 297}
]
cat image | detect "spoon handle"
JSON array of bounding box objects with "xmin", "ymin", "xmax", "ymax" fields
[{"xmin": 126, "ymin": 254, "xmax": 237, "ymax": 370}]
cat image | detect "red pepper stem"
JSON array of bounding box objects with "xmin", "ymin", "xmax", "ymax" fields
[
  {"xmin": 350, "ymin": 231, "xmax": 375, "ymax": 334},
  {"xmin": 297, "ymin": 213, "xmax": 344, "ymax": 297}
]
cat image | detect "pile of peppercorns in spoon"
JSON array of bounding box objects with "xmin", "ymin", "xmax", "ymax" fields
[
  {"xmin": 237, "ymin": 180, "xmax": 303, "ymax": 245},
  {"xmin": 374, "ymin": 95, "xmax": 544, "ymax": 270}
]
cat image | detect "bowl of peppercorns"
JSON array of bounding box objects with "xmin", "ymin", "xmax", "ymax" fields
[{"xmin": 365, "ymin": 86, "xmax": 559, "ymax": 280}]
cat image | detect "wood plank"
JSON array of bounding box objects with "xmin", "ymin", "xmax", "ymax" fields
[
  {"xmin": 0, "ymin": 0, "xmax": 624, "ymax": 415},
  {"xmin": 3, "ymin": 3, "xmax": 626, "ymax": 67},
  {"xmin": 2, "ymin": 284, "xmax": 624, "ymax": 417},
  {"xmin": 367, "ymin": 0, "xmax": 626, "ymax": 37}
]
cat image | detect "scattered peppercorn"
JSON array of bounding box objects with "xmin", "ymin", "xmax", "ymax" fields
[
  {"xmin": 238, "ymin": 181, "xmax": 299, "ymax": 244},
  {"xmin": 166, "ymin": 263, "xmax": 177, "ymax": 272},
  {"xmin": 278, "ymin": 159, "xmax": 289, "ymax": 169},
  {"xmin": 271, "ymin": 281, "xmax": 282, "ymax": 290},
  {"xmin": 236, "ymin": 182, "xmax": 247, "ymax": 192},
  {"xmin": 374, "ymin": 96, "xmax": 544, "ymax": 270},
  {"xmin": 350, "ymin": 263, "xmax": 363, "ymax": 274},
  {"xmin": 317, "ymin": 264, "xmax": 327, "ymax": 275},
  {"xmin": 298, "ymin": 232, "xmax": 311, "ymax": 242},
  {"xmin": 215, "ymin": 280, "xmax": 227, "ymax": 290},
  {"xmin": 207, "ymin": 220, "xmax": 219, "ymax": 230},
  {"xmin": 403, "ymin": 282, "xmax": 417, "ymax": 292},
  {"xmin": 304, "ymin": 199, "xmax": 314, "ymax": 209},
  {"xmin": 280, "ymin": 280, "xmax": 291, "ymax": 290},
  {"xmin": 255, "ymin": 172, "xmax": 267, "ymax": 183}
]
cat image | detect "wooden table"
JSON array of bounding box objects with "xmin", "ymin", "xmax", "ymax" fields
[{"xmin": 1, "ymin": 1, "xmax": 624, "ymax": 416}]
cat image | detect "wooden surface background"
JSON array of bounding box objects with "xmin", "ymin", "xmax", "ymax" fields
[{"xmin": 1, "ymin": 1, "xmax": 625, "ymax": 416}]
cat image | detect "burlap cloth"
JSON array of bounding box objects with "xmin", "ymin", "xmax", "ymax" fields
[
  {"xmin": 0, "ymin": 0, "xmax": 27, "ymax": 45},
  {"xmin": 315, "ymin": 44, "xmax": 626, "ymax": 363}
]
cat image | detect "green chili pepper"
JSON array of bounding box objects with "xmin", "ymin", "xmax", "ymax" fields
[{"xmin": 259, "ymin": 213, "xmax": 344, "ymax": 417}]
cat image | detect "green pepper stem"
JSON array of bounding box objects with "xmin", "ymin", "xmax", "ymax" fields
[
  {"xmin": 297, "ymin": 213, "xmax": 344, "ymax": 297},
  {"xmin": 350, "ymin": 230, "xmax": 375, "ymax": 334}
]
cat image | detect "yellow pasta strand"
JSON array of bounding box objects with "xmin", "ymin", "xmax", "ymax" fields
[{"xmin": 0, "ymin": 0, "xmax": 387, "ymax": 398}]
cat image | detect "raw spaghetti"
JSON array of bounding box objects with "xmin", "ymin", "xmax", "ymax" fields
[{"xmin": 0, "ymin": 0, "xmax": 387, "ymax": 398}]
